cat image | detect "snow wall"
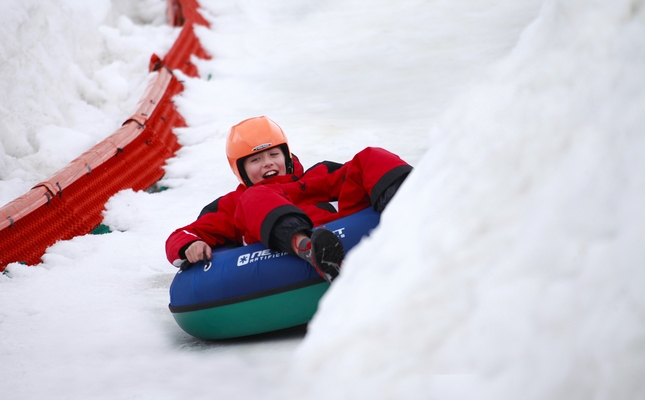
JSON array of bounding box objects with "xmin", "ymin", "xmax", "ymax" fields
[{"xmin": 0, "ymin": 0, "xmax": 209, "ymax": 270}]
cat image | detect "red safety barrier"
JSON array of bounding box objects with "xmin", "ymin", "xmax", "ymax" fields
[
  {"xmin": 167, "ymin": 0, "xmax": 210, "ymax": 27},
  {"xmin": 0, "ymin": 0, "xmax": 210, "ymax": 270},
  {"xmin": 162, "ymin": 0, "xmax": 210, "ymax": 77}
]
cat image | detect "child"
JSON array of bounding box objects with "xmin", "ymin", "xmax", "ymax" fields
[{"xmin": 165, "ymin": 116, "xmax": 412, "ymax": 282}]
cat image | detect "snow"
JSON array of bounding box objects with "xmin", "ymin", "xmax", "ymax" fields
[
  {"xmin": 0, "ymin": 0, "xmax": 176, "ymax": 206},
  {"xmin": 1, "ymin": 0, "xmax": 644, "ymax": 399}
]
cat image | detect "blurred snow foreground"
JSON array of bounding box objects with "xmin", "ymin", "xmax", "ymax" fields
[{"xmin": 288, "ymin": 1, "xmax": 645, "ymax": 399}]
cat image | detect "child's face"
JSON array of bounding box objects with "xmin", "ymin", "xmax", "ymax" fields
[{"xmin": 243, "ymin": 147, "xmax": 287, "ymax": 185}]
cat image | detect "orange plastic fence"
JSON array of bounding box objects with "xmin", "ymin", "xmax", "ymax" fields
[
  {"xmin": 163, "ymin": 0, "xmax": 211, "ymax": 77},
  {"xmin": 0, "ymin": 0, "xmax": 210, "ymax": 270}
]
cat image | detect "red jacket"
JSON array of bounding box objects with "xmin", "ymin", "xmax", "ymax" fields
[{"xmin": 165, "ymin": 147, "xmax": 411, "ymax": 266}]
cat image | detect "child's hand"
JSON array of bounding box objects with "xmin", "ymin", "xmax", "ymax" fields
[{"xmin": 185, "ymin": 241, "xmax": 211, "ymax": 263}]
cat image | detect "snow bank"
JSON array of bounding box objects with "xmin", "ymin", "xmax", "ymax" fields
[
  {"xmin": 0, "ymin": 0, "xmax": 175, "ymax": 207},
  {"xmin": 292, "ymin": 1, "xmax": 645, "ymax": 398}
]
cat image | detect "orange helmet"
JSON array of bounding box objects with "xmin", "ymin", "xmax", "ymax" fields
[{"xmin": 226, "ymin": 116, "xmax": 294, "ymax": 186}]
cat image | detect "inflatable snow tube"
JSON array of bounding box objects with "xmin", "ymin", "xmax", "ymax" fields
[{"xmin": 168, "ymin": 207, "xmax": 380, "ymax": 340}]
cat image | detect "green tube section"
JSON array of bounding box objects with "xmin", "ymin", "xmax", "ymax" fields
[{"xmin": 171, "ymin": 282, "xmax": 330, "ymax": 340}]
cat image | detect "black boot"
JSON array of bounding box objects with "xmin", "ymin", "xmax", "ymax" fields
[{"xmin": 295, "ymin": 228, "xmax": 345, "ymax": 283}]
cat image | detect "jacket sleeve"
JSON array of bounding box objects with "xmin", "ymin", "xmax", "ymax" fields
[
  {"xmin": 164, "ymin": 193, "xmax": 239, "ymax": 266},
  {"xmin": 277, "ymin": 161, "xmax": 344, "ymax": 205}
]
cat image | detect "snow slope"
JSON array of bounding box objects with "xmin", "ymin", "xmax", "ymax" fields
[{"xmin": 2, "ymin": 0, "xmax": 644, "ymax": 399}]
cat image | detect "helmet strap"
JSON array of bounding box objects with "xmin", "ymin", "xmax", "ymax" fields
[
  {"xmin": 280, "ymin": 144, "xmax": 294, "ymax": 175},
  {"xmin": 237, "ymin": 158, "xmax": 254, "ymax": 187}
]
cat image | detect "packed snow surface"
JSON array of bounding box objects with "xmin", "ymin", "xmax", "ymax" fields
[{"xmin": 1, "ymin": 0, "xmax": 644, "ymax": 399}]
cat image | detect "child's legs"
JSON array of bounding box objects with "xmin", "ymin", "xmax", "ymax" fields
[
  {"xmin": 337, "ymin": 147, "xmax": 412, "ymax": 217},
  {"xmin": 268, "ymin": 214, "xmax": 312, "ymax": 255},
  {"xmin": 235, "ymin": 185, "xmax": 311, "ymax": 247}
]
